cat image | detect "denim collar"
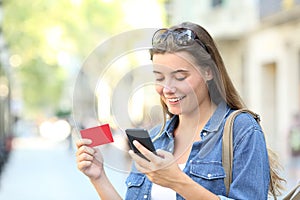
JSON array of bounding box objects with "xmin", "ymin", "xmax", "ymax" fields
[
  {"xmin": 161, "ymin": 101, "xmax": 231, "ymax": 139},
  {"xmin": 163, "ymin": 115, "xmax": 179, "ymax": 138},
  {"xmin": 202, "ymin": 101, "xmax": 231, "ymax": 133}
]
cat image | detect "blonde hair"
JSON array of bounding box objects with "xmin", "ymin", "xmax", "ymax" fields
[{"xmin": 150, "ymin": 21, "xmax": 285, "ymax": 197}]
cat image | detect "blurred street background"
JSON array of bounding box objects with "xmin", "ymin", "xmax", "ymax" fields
[{"xmin": 0, "ymin": 0, "xmax": 300, "ymax": 199}]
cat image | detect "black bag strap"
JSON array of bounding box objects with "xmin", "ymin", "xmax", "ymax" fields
[{"xmin": 222, "ymin": 109, "xmax": 260, "ymax": 196}]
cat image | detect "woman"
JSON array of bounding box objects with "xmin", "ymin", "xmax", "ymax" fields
[{"xmin": 76, "ymin": 22, "xmax": 271, "ymax": 199}]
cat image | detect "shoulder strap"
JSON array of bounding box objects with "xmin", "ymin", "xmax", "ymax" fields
[
  {"xmin": 222, "ymin": 109, "xmax": 260, "ymax": 196},
  {"xmin": 283, "ymin": 183, "xmax": 300, "ymax": 200}
]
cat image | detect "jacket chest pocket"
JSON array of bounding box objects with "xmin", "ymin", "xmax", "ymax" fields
[
  {"xmin": 189, "ymin": 161, "xmax": 226, "ymax": 194},
  {"xmin": 190, "ymin": 161, "xmax": 225, "ymax": 180},
  {"xmin": 126, "ymin": 173, "xmax": 145, "ymax": 188},
  {"xmin": 125, "ymin": 173, "xmax": 148, "ymax": 200}
]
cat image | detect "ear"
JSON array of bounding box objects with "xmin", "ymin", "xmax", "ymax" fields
[{"xmin": 204, "ymin": 68, "xmax": 213, "ymax": 81}]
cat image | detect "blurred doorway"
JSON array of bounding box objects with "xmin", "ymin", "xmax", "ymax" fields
[{"xmin": 261, "ymin": 62, "xmax": 277, "ymax": 148}]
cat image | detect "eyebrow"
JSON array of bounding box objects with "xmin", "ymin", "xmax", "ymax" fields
[{"xmin": 153, "ymin": 69, "xmax": 189, "ymax": 74}]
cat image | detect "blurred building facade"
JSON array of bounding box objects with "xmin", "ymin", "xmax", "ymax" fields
[{"xmin": 165, "ymin": 0, "xmax": 300, "ymax": 159}]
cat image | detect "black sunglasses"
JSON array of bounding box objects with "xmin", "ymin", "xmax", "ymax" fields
[{"xmin": 152, "ymin": 28, "xmax": 209, "ymax": 53}]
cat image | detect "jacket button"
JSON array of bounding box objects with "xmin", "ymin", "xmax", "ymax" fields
[
  {"xmin": 143, "ymin": 194, "xmax": 148, "ymax": 199},
  {"xmin": 207, "ymin": 173, "xmax": 212, "ymax": 178}
]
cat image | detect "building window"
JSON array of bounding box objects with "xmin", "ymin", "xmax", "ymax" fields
[{"xmin": 211, "ymin": 0, "xmax": 223, "ymax": 7}]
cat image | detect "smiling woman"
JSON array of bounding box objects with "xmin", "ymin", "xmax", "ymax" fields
[
  {"xmin": 75, "ymin": 22, "xmax": 285, "ymax": 200},
  {"xmin": 152, "ymin": 52, "xmax": 211, "ymax": 117}
]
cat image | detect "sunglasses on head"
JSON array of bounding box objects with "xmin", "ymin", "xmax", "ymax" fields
[{"xmin": 152, "ymin": 28, "xmax": 209, "ymax": 53}]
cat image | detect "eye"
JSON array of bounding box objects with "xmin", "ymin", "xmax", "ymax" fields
[
  {"xmin": 154, "ymin": 74, "xmax": 164, "ymax": 82},
  {"xmin": 174, "ymin": 73, "xmax": 187, "ymax": 81},
  {"xmin": 156, "ymin": 77, "xmax": 164, "ymax": 82}
]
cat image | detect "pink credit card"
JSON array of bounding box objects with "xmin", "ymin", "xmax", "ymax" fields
[{"xmin": 80, "ymin": 124, "xmax": 114, "ymax": 147}]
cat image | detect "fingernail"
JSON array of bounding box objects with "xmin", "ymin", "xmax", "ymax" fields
[
  {"xmin": 86, "ymin": 139, "xmax": 92, "ymax": 144},
  {"xmin": 133, "ymin": 140, "xmax": 138, "ymax": 146}
]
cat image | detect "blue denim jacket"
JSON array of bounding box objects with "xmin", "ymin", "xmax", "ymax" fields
[{"xmin": 125, "ymin": 102, "xmax": 270, "ymax": 200}]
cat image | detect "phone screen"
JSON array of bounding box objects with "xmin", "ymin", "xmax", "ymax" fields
[{"xmin": 125, "ymin": 128, "xmax": 156, "ymax": 160}]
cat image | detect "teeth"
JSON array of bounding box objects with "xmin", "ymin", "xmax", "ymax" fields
[{"xmin": 168, "ymin": 97, "xmax": 184, "ymax": 102}]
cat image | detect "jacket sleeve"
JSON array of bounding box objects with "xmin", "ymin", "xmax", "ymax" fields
[{"xmin": 220, "ymin": 113, "xmax": 270, "ymax": 200}]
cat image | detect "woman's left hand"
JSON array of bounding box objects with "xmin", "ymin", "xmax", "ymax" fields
[{"xmin": 128, "ymin": 140, "xmax": 183, "ymax": 188}]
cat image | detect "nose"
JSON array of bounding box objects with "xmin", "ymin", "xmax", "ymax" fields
[{"xmin": 163, "ymin": 85, "xmax": 176, "ymax": 93}]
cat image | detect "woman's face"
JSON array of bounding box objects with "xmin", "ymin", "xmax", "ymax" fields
[{"xmin": 152, "ymin": 52, "xmax": 211, "ymax": 116}]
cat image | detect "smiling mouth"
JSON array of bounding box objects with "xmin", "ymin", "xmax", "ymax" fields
[{"xmin": 167, "ymin": 96, "xmax": 186, "ymax": 103}]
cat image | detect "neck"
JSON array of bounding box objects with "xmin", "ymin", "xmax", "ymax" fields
[{"xmin": 176, "ymin": 101, "xmax": 217, "ymax": 137}]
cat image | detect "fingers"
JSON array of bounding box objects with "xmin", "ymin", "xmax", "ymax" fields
[
  {"xmin": 76, "ymin": 138, "xmax": 94, "ymax": 155},
  {"xmin": 76, "ymin": 144, "xmax": 95, "ymax": 156},
  {"xmin": 128, "ymin": 150, "xmax": 152, "ymax": 173},
  {"xmin": 76, "ymin": 139, "xmax": 95, "ymax": 168},
  {"xmin": 132, "ymin": 140, "xmax": 158, "ymax": 161},
  {"xmin": 76, "ymin": 138, "xmax": 92, "ymax": 149},
  {"xmin": 156, "ymin": 149, "xmax": 169, "ymax": 159},
  {"xmin": 129, "ymin": 141, "xmax": 165, "ymax": 173},
  {"xmin": 76, "ymin": 149, "xmax": 93, "ymax": 172},
  {"xmin": 77, "ymin": 160, "xmax": 93, "ymax": 171},
  {"xmin": 77, "ymin": 149, "xmax": 94, "ymax": 162},
  {"xmin": 129, "ymin": 142, "xmax": 178, "ymax": 174}
]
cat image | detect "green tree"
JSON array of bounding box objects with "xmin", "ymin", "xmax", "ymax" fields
[{"xmin": 2, "ymin": 0, "xmax": 126, "ymax": 118}]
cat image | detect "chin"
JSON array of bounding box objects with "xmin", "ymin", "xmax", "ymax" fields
[{"xmin": 168, "ymin": 109, "xmax": 182, "ymax": 115}]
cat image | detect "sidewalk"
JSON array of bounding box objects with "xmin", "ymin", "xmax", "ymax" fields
[
  {"xmin": 1, "ymin": 136, "xmax": 298, "ymax": 199},
  {"xmin": 0, "ymin": 137, "xmax": 128, "ymax": 200}
]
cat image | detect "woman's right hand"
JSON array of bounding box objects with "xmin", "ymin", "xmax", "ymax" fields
[{"xmin": 76, "ymin": 139, "xmax": 104, "ymax": 181}]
